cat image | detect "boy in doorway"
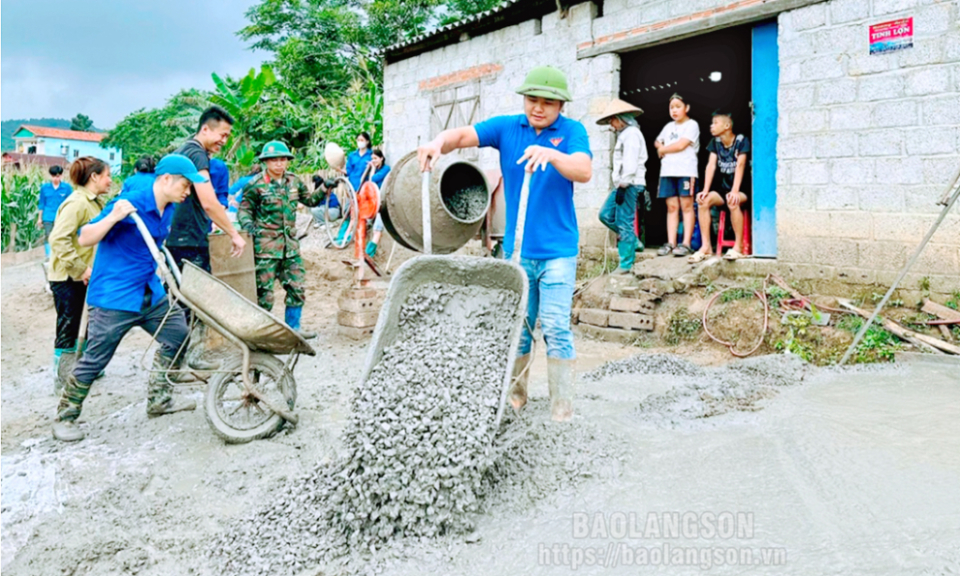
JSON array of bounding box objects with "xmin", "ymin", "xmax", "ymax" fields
[
  {"xmin": 689, "ymin": 111, "xmax": 750, "ymax": 262},
  {"xmin": 654, "ymin": 94, "xmax": 700, "ymax": 257}
]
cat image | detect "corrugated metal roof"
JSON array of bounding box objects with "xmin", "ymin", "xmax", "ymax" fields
[{"xmin": 382, "ymin": 0, "xmax": 530, "ymax": 57}]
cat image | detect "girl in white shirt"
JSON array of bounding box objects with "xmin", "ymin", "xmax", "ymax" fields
[{"xmin": 654, "ymin": 94, "xmax": 700, "ymax": 257}]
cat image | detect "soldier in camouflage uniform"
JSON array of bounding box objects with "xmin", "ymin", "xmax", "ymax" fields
[{"xmin": 238, "ymin": 141, "xmax": 326, "ymax": 338}]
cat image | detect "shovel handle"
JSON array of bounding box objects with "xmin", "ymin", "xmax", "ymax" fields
[
  {"xmin": 421, "ymin": 171, "xmax": 432, "ymax": 255},
  {"xmin": 511, "ymin": 172, "xmax": 532, "ymax": 264},
  {"xmin": 130, "ymin": 212, "xmax": 176, "ymax": 288}
]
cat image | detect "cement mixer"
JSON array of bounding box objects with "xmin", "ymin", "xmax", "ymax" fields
[{"xmin": 378, "ymin": 151, "xmax": 491, "ymax": 254}]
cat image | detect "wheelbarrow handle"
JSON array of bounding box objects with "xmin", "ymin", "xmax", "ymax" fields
[
  {"xmin": 129, "ymin": 212, "xmax": 177, "ymax": 288},
  {"xmin": 511, "ymin": 171, "xmax": 532, "ymax": 264},
  {"xmin": 422, "ymin": 171, "xmax": 432, "ymax": 255}
]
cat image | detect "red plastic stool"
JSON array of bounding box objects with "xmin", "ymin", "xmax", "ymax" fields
[{"xmin": 715, "ymin": 209, "xmax": 751, "ymax": 256}]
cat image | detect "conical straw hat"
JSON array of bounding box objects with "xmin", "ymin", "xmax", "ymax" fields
[
  {"xmin": 596, "ymin": 98, "xmax": 643, "ymax": 125},
  {"xmin": 324, "ymin": 142, "xmax": 346, "ymax": 169}
]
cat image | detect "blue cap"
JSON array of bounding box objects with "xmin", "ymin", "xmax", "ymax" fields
[{"xmin": 156, "ymin": 154, "xmax": 208, "ymax": 184}]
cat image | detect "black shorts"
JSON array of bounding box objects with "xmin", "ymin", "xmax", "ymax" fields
[{"xmin": 714, "ymin": 189, "xmax": 749, "ymax": 206}]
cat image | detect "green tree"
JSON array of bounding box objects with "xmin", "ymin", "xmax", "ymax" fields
[
  {"xmin": 240, "ymin": 0, "xmax": 501, "ymax": 99},
  {"xmin": 101, "ymin": 89, "xmax": 210, "ymax": 175},
  {"xmin": 70, "ymin": 113, "xmax": 94, "ymax": 132}
]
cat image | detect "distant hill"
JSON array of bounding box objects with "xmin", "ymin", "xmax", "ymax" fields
[{"xmin": 1, "ymin": 118, "xmax": 72, "ymax": 152}]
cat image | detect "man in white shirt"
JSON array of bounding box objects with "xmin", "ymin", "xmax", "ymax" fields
[{"xmin": 597, "ymin": 99, "xmax": 649, "ymax": 273}]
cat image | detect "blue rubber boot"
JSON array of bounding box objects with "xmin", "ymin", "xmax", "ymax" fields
[{"xmin": 285, "ymin": 306, "xmax": 316, "ymax": 339}]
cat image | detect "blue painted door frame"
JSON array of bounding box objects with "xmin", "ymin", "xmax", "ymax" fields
[{"xmin": 752, "ymin": 21, "xmax": 779, "ymax": 257}]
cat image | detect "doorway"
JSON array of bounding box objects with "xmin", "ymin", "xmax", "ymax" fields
[{"xmin": 618, "ymin": 23, "xmax": 767, "ymax": 251}]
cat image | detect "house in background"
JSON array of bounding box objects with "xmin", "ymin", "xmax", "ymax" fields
[
  {"xmin": 0, "ymin": 152, "xmax": 69, "ymax": 172},
  {"xmin": 11, "ymin": 125, "xmax": 122, "ymax": 174},
  {"xmin": 381, "ymin": 0, "xmax": 959, "ymax": 296}
]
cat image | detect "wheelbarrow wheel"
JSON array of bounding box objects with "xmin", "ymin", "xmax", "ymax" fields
[{"xmin": 204, "ymin": 352, "xmax": 297, "ymax": 444}]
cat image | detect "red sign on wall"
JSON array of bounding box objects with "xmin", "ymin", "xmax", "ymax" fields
[{"xmin": 869, "ymin": 17, "xmax": 913, "ymax": 55}]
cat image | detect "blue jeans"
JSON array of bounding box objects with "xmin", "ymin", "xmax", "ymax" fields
[
  {"xmin": 509, "ymin": 255, "xmax": 577, "ymax": 360},
  {"xmin": 599, "ymin": 185, "xmax": 642, "ymax": 270}
]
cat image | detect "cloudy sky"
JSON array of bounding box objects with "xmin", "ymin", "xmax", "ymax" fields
[{"xmin": 2, "ymin": 0, "xmax": 268, "ymax": 128}]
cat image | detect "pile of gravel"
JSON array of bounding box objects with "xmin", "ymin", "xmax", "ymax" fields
[
  {"xmin": 581, "ymin": 353, "xmax": 708, "ymax": 382},
  {"xmin": 211, "ymin": 282, "xmax": 520, "ymax": 575},
  {"xmin": 444, "ymin": 185, "xmax": 488, "ymax": 221},
  {"xmin": 631, "ymin": 354, "xmax": 810, "ymax": 423}
]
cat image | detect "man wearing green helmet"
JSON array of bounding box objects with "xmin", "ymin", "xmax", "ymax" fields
[
  {"xmin": 417, "ymin": 65, "xmax": 593, "ymax": 423},
  {"xmin": 238, "ymin": 141, "xmax": 328, "ymax": 338}
]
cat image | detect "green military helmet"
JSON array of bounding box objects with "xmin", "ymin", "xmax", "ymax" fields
[
  {"xmin": 259, "ymin": 140, "xmax": 294, "ymax": 160},
  {"xmin": 515, "ymin": 65, "xmax": 572, "ymax": 102}
]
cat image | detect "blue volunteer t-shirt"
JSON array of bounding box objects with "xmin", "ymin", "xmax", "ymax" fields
[
  {"xmin": 84, "ymin": 186, "xmax": 175, "ymax": 312},
  {"xmin": 39, "ymin": 182, "xmax": 73, "ymax": 222},
  {"xmin": 371, "ymin": 165, "xmax": 391, "ymax": 187},
  {"xmin": 346, "ymin": 149, "xmax": 372, "ymax": 192},
  {"xmin": 120, "ymin": 172, "xmax": 155, "ymax": 195},
  {"xmin": 474, "ymin": 114, "xmax": 592, "ymax": 259},
  {"xmin": 209, "ymin": 158, "xmax": 230, "ymax": 207}
]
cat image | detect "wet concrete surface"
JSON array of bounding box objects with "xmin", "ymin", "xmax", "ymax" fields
[
  {"xmin": 3, "ymin": 253, "xmax": 959, "ymax": 575},
  {"xmin": 381, "ymin": 359, "xmax": 960, "ymax": 575}
]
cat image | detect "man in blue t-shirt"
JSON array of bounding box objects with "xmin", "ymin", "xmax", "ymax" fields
[
  {"xmin": 38, "ymin": 165, "xmax": 73, "ymax": 258},
  {"xmin": 53, "ymin": 154, "xmax": 208, "ymax": 442},
  {"xmin": 417, "ymin": 66, "xmax": 592, "ymax": 422}
]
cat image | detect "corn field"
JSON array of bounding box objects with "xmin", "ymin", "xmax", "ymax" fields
[{"xmin": 1, "ymin": 166, "xmax": 45, "ymax": 253}]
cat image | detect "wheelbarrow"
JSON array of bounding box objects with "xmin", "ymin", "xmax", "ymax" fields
[
  {"xmin": 360, "ymin": 170, "xmax": 533, "ymax": 429},
  {"xmin": 130, "ymin": 213, "xmax": 316, "ymax": 443}
]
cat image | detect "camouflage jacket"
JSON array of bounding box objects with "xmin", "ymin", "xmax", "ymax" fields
[{"xmin": 237, "ymin": 172, "xmax": 325, "ymax": 258}]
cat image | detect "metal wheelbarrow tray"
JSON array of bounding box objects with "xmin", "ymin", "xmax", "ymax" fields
[
  {"xmin": 130, "ymin": 213, "xmax": 314, "ymax": 444},
  {"xmin": 359, "ymin": 171, "xmax": 534, "ymax": 430},
  {"xmin": 359, "ymin": 255, "xmax": 529, "ymax": 429},
  {"xmin": 178, "ymin": 262, "xmax": 315, "ymax": 356}
]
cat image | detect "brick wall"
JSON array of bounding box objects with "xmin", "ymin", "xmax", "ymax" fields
[
  {"xmin": 383, "ymin": 3, "xmax": 620, "ymax": 253},
  {"xmin": 383, "ymin": 0, "xmax": 959, "ymax": 291},
  {"xmin": 777, "ymin": 0, "xmax": 960, "ymax": 293}
]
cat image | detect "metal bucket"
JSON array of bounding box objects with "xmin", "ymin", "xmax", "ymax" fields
[{"xmin": 380, "ymin": 151, "xmax": 490, "ymax": 254}]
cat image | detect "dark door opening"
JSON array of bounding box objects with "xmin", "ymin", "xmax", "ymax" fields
[{"xmin": 619, "ymin": 24, "xmax": 753, "ymax": 249}]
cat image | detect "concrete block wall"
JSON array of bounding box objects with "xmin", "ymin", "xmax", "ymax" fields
[
  {"xmin": 777, "ymin": 0, "xmax": 960, "ymax": 293},
  {"xmin": 383, "ymin": 3, "xmax": 620, "ymax": 254}
]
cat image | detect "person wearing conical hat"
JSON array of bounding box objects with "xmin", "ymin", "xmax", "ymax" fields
[
  {"xmin": 238, "ymin": 141, "xmax": 328, "ymax": 339},
  {"xmin": 417, "ymin": 65, "xmax": 593, "ymax": 423},
  {"xmin": 596, "ymin": 98, "xmax": 649, "ymax": 274}
]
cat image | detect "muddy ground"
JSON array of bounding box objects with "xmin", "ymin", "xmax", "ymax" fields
[{"xmin": 2, "ymin": 233, "xmax": 959, "ymax": 575}]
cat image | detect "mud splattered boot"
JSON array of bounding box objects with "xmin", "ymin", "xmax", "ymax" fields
[
  {"xmin": 53, "ymin": 374, "xmax": 92, "ymax": 442},
  {"xmin": 146, "ymin": 352, "xmax": 197, "ymax": 417},
  {"xmin": 508, "ymin": 354, "xmax": 532, "ymax": 413},
  {"xmin": 546, "ymin": 358, "xmax": 575, "ymax": 422},
  {"xmin": 185, "ymin": 324, "xmax": 220, "ymax": 371},
  {"xmin": 52, "ymin": 347, "xmax": 74, "ymax": 394}
]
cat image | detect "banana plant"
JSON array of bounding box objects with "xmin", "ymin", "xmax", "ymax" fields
[{"xmin": 210, "ymin": 65, "xmax": 277, "ymax": 166}]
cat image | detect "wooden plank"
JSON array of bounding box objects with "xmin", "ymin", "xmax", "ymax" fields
[
  {"xmin": 922, "ymin": 299, "xmax": 960, "ymax": 321},
  {"xmin": 839, "ymin": 300, "xmax": 960, "ymax": 355}
]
